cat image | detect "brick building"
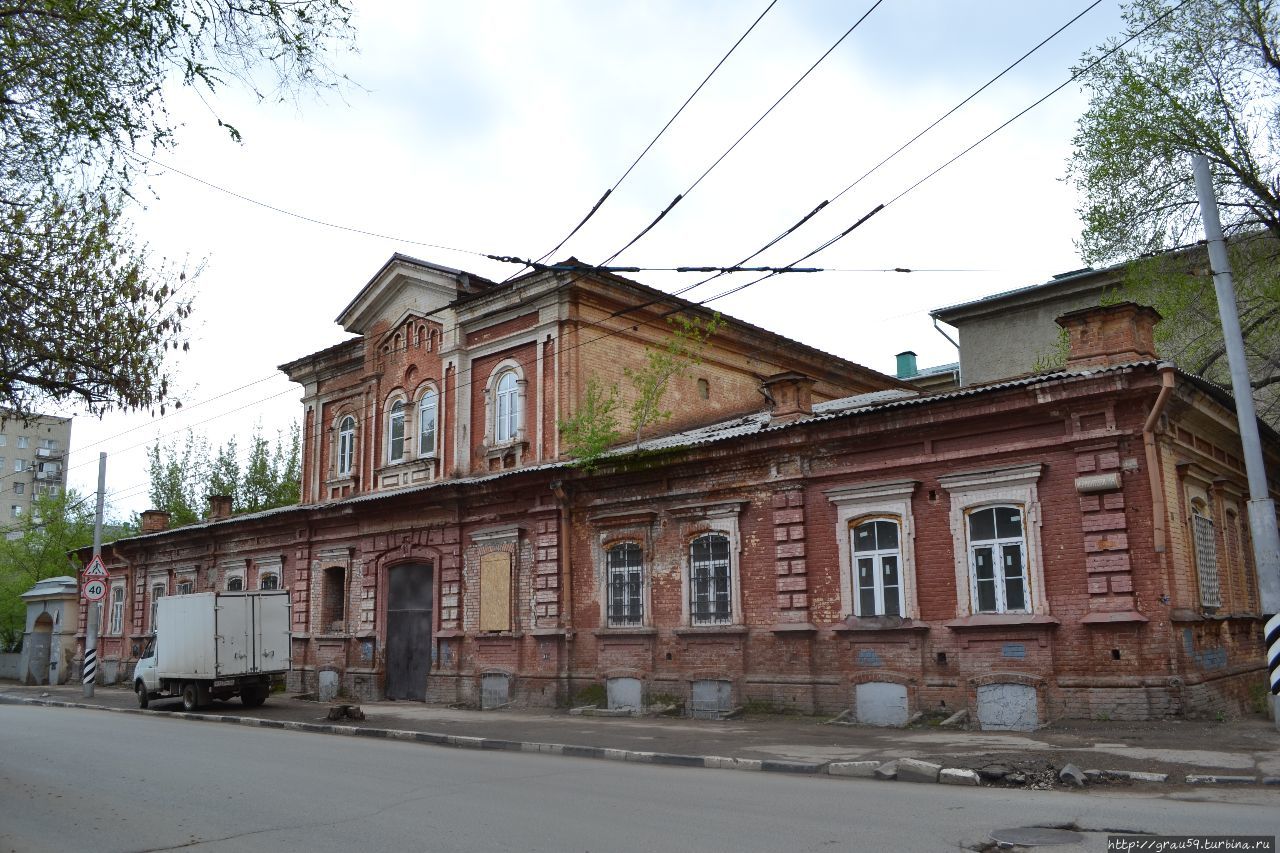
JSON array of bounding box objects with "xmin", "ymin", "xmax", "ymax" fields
[{"xmin": 77, "ymin": 257, "xmax": 1276, "ymax": 728}]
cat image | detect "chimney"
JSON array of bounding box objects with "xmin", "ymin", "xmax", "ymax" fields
[
  {"xmin": 1055, "ymin": 302, "xmax": 1161, "ymax": 369},
  {"xmin": 762, "ymin": 372, "xmax": 815, "ymax": 424},
  {"xmin": 895, "ymin": 351, "xmax": 919, "ymax": 379},
  {"xmin": 207, "ymin": 494, "xmax": 234, "ymax": 521},
  {"xmin": 140, "ymin": 510, "xmax": 171, "ymax": 533}
]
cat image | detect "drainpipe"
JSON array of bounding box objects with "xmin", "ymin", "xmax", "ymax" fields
[{"xmin": 1143, "ymin": 366, "xmax": 1177, "ymax": 552}]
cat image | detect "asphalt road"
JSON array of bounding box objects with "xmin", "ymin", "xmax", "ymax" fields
[{"xmin": 1, "ymin": 705, "xmax": 1276, "ymax": 853}]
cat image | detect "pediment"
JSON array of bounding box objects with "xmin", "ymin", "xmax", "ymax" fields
[{"xmin": 336, "ymin": 254, "xmax": 473, "ymax": 335}]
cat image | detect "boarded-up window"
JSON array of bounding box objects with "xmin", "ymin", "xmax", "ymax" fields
[{"xmin": 479, "ymin": 552, "xmax": 512, "ymax": 631}]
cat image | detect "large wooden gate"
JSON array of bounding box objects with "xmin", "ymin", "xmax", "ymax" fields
[{"xmin": 385, "ymin": 563, "xmax": 433, "ymax": 701}]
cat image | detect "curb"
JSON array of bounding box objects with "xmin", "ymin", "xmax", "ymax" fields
[{"xmin": 2, "ymin": 694, "xmax": 1270, "ymax": 790}]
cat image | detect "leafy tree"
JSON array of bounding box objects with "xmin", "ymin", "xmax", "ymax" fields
[
  {"xmin": 1069, "ymin": 0, "xmax": 1280, "ymax": 420},
  {"xmin": 558, "ymin": 314, "xmax": 722, "ymax": 467},
  {"xmin": 145, "ymin": 422, "xmax": 300, "ymax": 522},
  {"xmin": 558, "ymin": 378, "xmax": 622, "ymax": 470},
  {"xmin": 623, "ymin": 314, "xmax": 722, "ymax": 446},
  {"xmin": 0, "ymin": 491, "xmax": 96, "ymax": 651},
  {"xmin": 0, "ymin": 0, "xmax": 355, "ymax": 418}
]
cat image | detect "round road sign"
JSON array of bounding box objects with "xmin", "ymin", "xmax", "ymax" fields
[{"xmin": 83, "ymin": 579, "xmax": 108, "ymax": 602}]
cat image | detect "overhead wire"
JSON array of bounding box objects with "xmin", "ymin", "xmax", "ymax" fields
[
  {"xmin": 654, "ymin": 0, "xmax": 1103, "ymax": 303},
  {"xmin": 523, "ymin": 0, "xmax": 780, "ymax": 274},
  {"xmin": 599, "ymin": 0, "xmax": 889, "ymax": 266}
]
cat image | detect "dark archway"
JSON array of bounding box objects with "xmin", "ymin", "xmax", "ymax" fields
[{"xmin": 385, "ymin": 562, "xmax": 433, "ymax": 701}]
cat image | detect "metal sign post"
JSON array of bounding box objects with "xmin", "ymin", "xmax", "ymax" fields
[
  {"xmin": 1193, "ymin": 156, "xmax": 1280, "ymax": 727},
  {"xmin": 82, "ymin": 453, "xmax": 106, "ymax": 698}
]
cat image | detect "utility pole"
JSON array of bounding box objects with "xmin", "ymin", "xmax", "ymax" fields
[
  {"xmin": 1192, "ymin": 156, "xmax": 1280, "ymax": 720},
  {"xmin": 83, "ymin": 452, "xmax": 106, "ymax": 698}
]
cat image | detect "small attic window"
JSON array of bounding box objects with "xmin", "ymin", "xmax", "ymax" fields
[
  {"xmin": 414, "ymin": 325, "xmax": 422, "ymax": 348},
  {"xmin": 393, "ymin": 332, "xmax": 403, "ymax": 351},
  {"xmin": 697, "ymin": 378, "xmax": 710, "ymax": 399}
]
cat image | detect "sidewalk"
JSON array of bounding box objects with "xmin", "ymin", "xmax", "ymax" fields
[{"xmin": 4, "ymin": 681, "xmax": 1278, "ymax": 791}]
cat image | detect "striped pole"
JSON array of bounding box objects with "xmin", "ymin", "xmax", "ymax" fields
[
  {"xmin": 82, "ymin": 647, "xmax": 97, "ymax": 685},
  {"xmin": 1266, "ymin": 612, "xmax": 1279, "ymax": 696},
  {"xmin": 82, "ymin": 453, "xmax": 106, "ymax": 698}
]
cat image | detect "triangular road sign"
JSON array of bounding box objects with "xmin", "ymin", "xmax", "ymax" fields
[{"xmin": 83, "ymin": 554, "xmax": 108, "ymax": 579}]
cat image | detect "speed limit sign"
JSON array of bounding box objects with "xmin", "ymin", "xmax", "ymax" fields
[{"xmin": 83, "ymin": 578, "xmax": 107, "ymax": 602}]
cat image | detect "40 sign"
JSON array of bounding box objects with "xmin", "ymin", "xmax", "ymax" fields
[
  {"xmin": 82, "ymin": 554, "xmax": 108, "ymax": 602},
  {"xmin": 82, "ymin": 578, "xmax": 107, "ymax": 602}
]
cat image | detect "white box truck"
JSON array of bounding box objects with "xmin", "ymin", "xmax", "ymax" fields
[{"xmin": 133, "ymin": 590, "xmax": 290, "ymax": 712}]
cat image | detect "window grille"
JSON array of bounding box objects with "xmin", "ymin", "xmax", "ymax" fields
[
  {"xmin": 690, "ymin": 534, "xmax": 732, "ymax": 624},
  {"xmin": 607, "ymin": 543, "xmax": 643, "ymax": 625}
]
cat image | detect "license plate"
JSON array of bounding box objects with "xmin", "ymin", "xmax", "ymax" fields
[{"xmin": 213, "ymin": 679, "xmax": 234, "ymax": 687}]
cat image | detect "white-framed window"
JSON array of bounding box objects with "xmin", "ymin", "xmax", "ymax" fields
[
  {"xmin": 260, "ymin": 573, "xmax": 279, "ymax": 590},
  {"xmin": 606, "ymin": 542, "xmax": 644, "ymax": 626},
  {"xmin": 13, "ymin": 458, "xmax": 24, "ymax": 473},
  {"xmin": 38, "ymin": 438, "xmax": 55, "ymax": 450},
  {"xmin": 226, "ymin": 575, "xmax": 244, "ymax": 591},
  {"xmin": 108, "ymin": 583, "xmax": 125, "ymax": 635},
  {"xmin": 0, "ymin": 435, "xmax": 6, "ymax": 446},
  {"xmin": 689, "ymin": 533, "xmax": 733, "ymax": 625},
  {"xmin": 827, "ymin": 481, "xmax": 919, "ymax": 620},
  {"xmin": 939, "ymin": 464, "xmax": 1046, "ymax": 618},
  {"xmin": 1191, "ymin": 498, "xmax": 1221, "ymax": 609},
  {"xmin": 337, "ymin": 415, "xmax": 356, "ymax": 476},
  {"xmin": 176, "ymin": 579, "xmax": 194, "ymax": 595},
  {"xmin": 852, "ymin": 518, "xmax": 904, "ymax": 617},
  {"xmin": 150, "ymin": 582, "xmax": 165, "ymax": 630},
  {"xmin": 387, "ymin": 400, "xmax": 406, "ymax": 462},
  {"xmin": 495, "ymin": 370, "xmax": 519, "ymax": 443},
  {"xmin": 966, "ymin": 506, "xmax": 1029, "ymax": 614},
  {"xmin": 418, "ymin": 388, "xmax": 438, "ymax": 456},
  {"xmin": 16, "ymin": 436, "xmax": 28, "ymax": 449}
]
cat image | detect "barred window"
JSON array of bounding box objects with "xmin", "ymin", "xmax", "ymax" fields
[
  {"xmin": 226, "ymin": 576, "xmax": 244, "ymax": 592},
  {"xmin": 690, "ymin": 533, "xmax": 732, "ymax": 625},
  {"xmin": 606, "ymin": 543, "xmax": 643, "ymax": 626},
  {"xmin": 260, "ymin": 573, "xmax": 279, "ymax": 591},
  {"xmin": 1192, "ymin": 501, "xmax": 1221, "ymax": 609}
]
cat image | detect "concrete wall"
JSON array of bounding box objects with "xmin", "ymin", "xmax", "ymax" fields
[
  {"xmin": 0, "ymin": 653, "xmax": 20, "ymax": 680},
  {"xmin": 956, "ymin": 290, "xmax": 1101, "ymax": 385}
]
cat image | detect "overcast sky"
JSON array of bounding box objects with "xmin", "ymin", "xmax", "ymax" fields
[{"xmin": 54, "ymin": 0, "xmax": 1133, "ymax": 518}]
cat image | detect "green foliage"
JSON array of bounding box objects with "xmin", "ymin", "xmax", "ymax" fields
[
  {"xmin": 1031, "ymin": 327, "xmax": 1071, "ymax": 374},
  {"xmin": 0, "ymin": 491, "xmax": 96, "ymax": 651},
  {"xmin": 558, "ymin": 313, "xmax": 722, "ymax": 467},
  {"xmin": 1069, "ymin": 0, "xmax": 1280, "ymax": 423},
  {"xmin": 623, "ymin": 313, "xmax": 722, "ymax": 447},
  {"xmin": 557, "ymin": 378, "xmax": 622, "ymax": 470},
  {"xmin": 146, "ymin": 422, "xmax": 301, "ymax": 524},
  {"xmin": 0, "ymin": 0, "xmax": 355, "ymax": 418},
  {"xmin": 1069, "ymin": 0, "xmax": 1280, "ymax": 262}
]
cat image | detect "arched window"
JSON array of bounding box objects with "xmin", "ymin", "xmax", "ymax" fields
[
  {"xmin": 607, "ymin": 543, "xmax": 643, "ymax": 626},
  {"xmin": 689, "ymin": 533, "xmax": 732, "ymax": 625},
  {"xmin": 852, "ymin": 518, "xmax": 902, "ymax": 617},
  {"xmin": 388, "ymin": 400, "xmax": 406, "ymax": 462},
  {"xmin": 495, "ymin": 370, "xmax": 519, "ymax": 443},
  {"xmin": 967, "ymin": 505, "xmax": 1028, "ymax": 613},
  {"xmin": 226, "ymin": 576, "xmax": 244, "ymax": 592},
  {"xmin": 260, "ymin": 573, "xmax": 279, "ymax": 591},
  {"xmin": 337, "ymin": 415, "xmax": 356, "ymax": 476},
  {"xmin": 418, "ymin": 389, "xmax": 438, "ymax": 456}
]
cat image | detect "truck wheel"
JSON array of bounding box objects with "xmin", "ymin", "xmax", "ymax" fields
[
  {"xmin": 181, "ymin": 682, "xmax": 201, "ymax": 712},
  {"xmin": 240, "ymin": 684, "xmax": 267, "ymax": 708},
  {"xmin": 135, "ymin": 681, "xmax": 149, "ymax": 709}
]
